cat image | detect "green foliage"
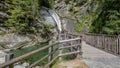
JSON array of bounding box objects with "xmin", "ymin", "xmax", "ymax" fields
[
  {"xmin": 69, "ymin": 3, "xmax": 75, "ymax": 11},
  {"xmin": 102, "ymin": 10, "xmax": 120, "ymax": 35},
  {"xmin": 64, "ymin": 0, "xmax": 69, "ymax": 4},
  {"xmin": 0, "ymin": 43, "xmax": 6, "ymax": 47},
  {"xmin": 5, "ymin": 0, "xmax": 39, "ymax": 34},
  {"xmin": 89, "ymin": 0, "xmax": 120, "ymax": 35},
  {"xmin": 74, "ymin": 0, "xmax": 120, "ymax": 35},
  {"xmin": 4, "ymin": 0, "xmax": 55, "ymax": 34},
  {"xmin": 75, "ymin": 22, "xmax": 86, "ymax": 33},
  {"xmin": 41, "ymin": 24, "xmax": 54, "ymax": 39},
  {"xmin": 75, "ymin": 14, "xmax": 89, "ymax": 33}
]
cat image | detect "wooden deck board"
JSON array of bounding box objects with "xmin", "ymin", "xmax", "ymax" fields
[{"xmin": 82, "ymin": 41, "xmax": 117, "ymax": 58}]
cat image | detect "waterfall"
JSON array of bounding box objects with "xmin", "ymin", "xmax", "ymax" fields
[
  {"xmin": 47, "ymin": 9, "xmax": 62, "ymax": 32},
  {"xmin": 39, "ymin": 7, "xmax": 62, "ymax": 33}
]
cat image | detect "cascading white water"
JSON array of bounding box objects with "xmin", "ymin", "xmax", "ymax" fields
[
  {"xmin": 47, "ymin": 9, "xmax": 62, "ymax": 32},
  {"xmin": 39, "ymin": 7, "xmax": 62, "ymax": 33}
]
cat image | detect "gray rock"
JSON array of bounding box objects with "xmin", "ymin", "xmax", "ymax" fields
[
  {"xmin": 0, "ymin": 51, "xmax": 6, "ymax": 64},
  {"xmin": 22, "ymin": 62, "xmax": 29, "ymax": 67},
  {"xmin": 14, "ymin": 65, "xmax": 25, "ymax": 68},
  {"xmin": 0, "ymin": 12, "xmax": 9, "ymax": 18},
  {"xmin": 0, "ymin": 33, "xmax": 31, "ymax": 48}
]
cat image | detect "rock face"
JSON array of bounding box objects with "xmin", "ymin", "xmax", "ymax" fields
[
  {"xmin": 0, "ymin": 34, "xmax": 30, "ymax": 43},
  {"xmin": 54, "ymin": 0, "xmax": 91, "ymax": 33},
  {"xmin": 39, "ymin": 7, "xmax": 56, "ymax": 26},
  {"xmin": 0, "ymin": 33, "xmax": 31, "ymax": 48},
  {"xmin": 0, "ymin": 33, "xmax": 47, "ymax": 51},
  {"xmin": 54, "ymin": 1, "xmax": 76, "ymax": 33},
  {"xmin": 62, "ymin": 18, "xmax": 75, "ymax": 33},
  {"xmin": 79, "ymin": 6, "xmax": 89, "ymax": 15},
  {"xmin": 54, "ymin": 1, "xmax": 69, "ymax": 16}
]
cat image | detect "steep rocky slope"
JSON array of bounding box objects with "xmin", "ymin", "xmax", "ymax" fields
[{"xmin": 54, "ymin": 0, "xmax": 90, "ymax": 33}]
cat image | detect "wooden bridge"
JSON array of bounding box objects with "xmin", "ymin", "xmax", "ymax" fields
[{"xmin": 0, "ymin": 33, "xmax": 120, "ymax": 68}]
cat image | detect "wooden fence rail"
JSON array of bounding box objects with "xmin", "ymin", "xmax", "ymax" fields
[
  {"xmin": 84, "ymin": 34, "xmax": 120, "ymax": 55},
  {"xmin": 0, "ymin": 33, "xmax": 82, "ymax": 68}
]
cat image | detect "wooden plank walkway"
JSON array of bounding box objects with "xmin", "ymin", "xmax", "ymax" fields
[
  {"xmin": 82, "ymin": 41, "xmax": 120, "ymax": 68},
  {"xmin": 82, "ymin": 41, "xmax": 117, "ymax": 58}
]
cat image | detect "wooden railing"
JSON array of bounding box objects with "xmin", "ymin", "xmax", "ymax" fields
[
  {"xmin": 0, "ymin": 33, "xmax": 82, "ymax": 68},
  {"xmin": 84, "ymin": 34, "xmax": 120, "ymax": 55}
]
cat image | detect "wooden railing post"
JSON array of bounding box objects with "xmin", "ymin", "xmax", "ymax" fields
[
  {"xmin": 58, "ymin": 33, "xmax": 63, "ymax": 60},
  {"xmin": 102, "ymin": 35, "xmax": 104, "ymax": 49},
  {"xmin": 48, "ymin": 41, "xmax": 53, "ymax": 68},
  {"xmin": 9, "ymin": 64, "xmax": 14, "ymax": 68},
  {"xmin": 77, "ymin": 38, "xmax": 82, "ymax": 59},
  {"xmin": 5, "ymin": 53, "xmax": 14, "ymax": 68},
  {"xmin": 118, "ymin": 36, "xmax": 120, "ymax": 54},
  {"xmin": 70, "ymin": 35, "xmax": 73, "ymax": 52}
]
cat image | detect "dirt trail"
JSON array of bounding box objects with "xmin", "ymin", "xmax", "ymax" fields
[{"xmin": 54, "ymin": 59, "xmax": 88, "ymax": 68}]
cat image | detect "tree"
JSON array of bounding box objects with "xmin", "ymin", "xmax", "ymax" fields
[{"xmin": 89, "ymin": 0, "xmax": 120, "ymax": 35}]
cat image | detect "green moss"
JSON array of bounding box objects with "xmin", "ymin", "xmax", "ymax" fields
[{"xmin": 0, "ymin": 43, "xmax": 6, "ymax": 47}]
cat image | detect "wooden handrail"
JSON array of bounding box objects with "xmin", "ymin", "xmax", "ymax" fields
[
  {"xmin": 0, "ymin": 37, "xmax": 81, "ymax": 68},
  {"xmin": 84, "ymin": 33, "xmax": 120, "ymax": 55},
  {"xmin": 0, "ymin": 42, "xmax": 57, "ymax": 68},
  {"xmin": 58, "ymin": 37, "xmax": 80, "ymax": 43},
  {"xmin": 28, "ymin": 48, "xmax": 59, "ymax": 68}
]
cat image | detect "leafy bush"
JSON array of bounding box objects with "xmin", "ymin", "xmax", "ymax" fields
[
  {"xmin": 40, "ymin": 24, "xmax": 54, "ymax": 39},
  {"xmin": 89, "ymin": 0, "xmax": 120, "ymax": 35},
  {"xmin": 64, "ymin": 0, "xmax": 69, "ymax": 4},
  {"xmin": 5, "ymin": 0, "xmax": 39, "ymax": 34},
  {"xmin": 69, "ymin": 3, "xmax": 75, "ymax": 11},
  {"xmin": 0, "ymin": 43, "xmax": 6, "ymax": 47}
]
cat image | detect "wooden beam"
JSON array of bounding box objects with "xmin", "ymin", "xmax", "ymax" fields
[
  {"xmin": 28, "ymin": 48, "xmax": 58, "ymax": 68},
  {"xmin": 59, "ymin": 51, "xmax": 80, "ymax": 57},
  {"xmin": 0, "ymin": 42, "xmax": 57, "ymax": 68},
  {"xmin": 0, "ymin": 38, "xmax": 81, "ymax": 68}
]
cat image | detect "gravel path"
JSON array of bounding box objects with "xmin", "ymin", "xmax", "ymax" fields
[
  {"xmin": 54, "ymin": 59, "xmax": 88, "ymax": 68},
  {"xmin": 82, "ymin": 41, "xmax": 120, "ymax": 68}
]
